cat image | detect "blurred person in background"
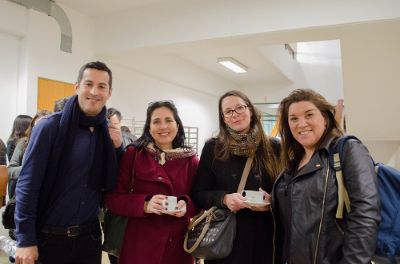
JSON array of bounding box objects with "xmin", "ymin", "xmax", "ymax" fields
[
  {"xmin": 0, "ymin": 139, "xmax": 6, "ymax": 165},
  {"xmin": 6, "ymin": 115, "xmax": 32, "ymax": 161}
]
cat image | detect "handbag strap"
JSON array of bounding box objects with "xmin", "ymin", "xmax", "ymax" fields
[
  {"xmin": 236, "ymin": 156, "xmax": 254, "ymax": 193},
  {"xmin": 183, "ymin": 207, "xmax": 217, "ymax": 253}
]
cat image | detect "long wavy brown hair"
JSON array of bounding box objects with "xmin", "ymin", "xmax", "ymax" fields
[
  {"xmin": 215, "ymin": 90, "xmax": 281, "ymax": 181},
  {"xmin": 278, "ymin": 89, "xmax": 343, "ymax": 171}
]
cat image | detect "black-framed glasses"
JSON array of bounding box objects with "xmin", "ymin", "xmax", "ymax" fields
[{"xmin": 222, "ymin": 105, "xmax": 248, "ymax": 118}]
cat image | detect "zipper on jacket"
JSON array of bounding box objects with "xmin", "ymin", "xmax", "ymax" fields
[
  {"xmin": 271, "ymin": 205, "xmax": 276, "ymax": 264},
  {"xmin": 313, "ymin": 165, "xmax": 330, "ymax": 264}
]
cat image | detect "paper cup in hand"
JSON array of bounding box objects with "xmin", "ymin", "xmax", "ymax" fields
[
  {"xmin": 242, "ymin": 190, "xmax": 264, "ymax": 203},
  {"xmin": 163, "ymin": 196, "xmax": 177, "ymax": 212}
]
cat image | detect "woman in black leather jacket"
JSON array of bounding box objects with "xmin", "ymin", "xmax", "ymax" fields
[{"xmin": 271, "ymin": 89, "xmax": 380, "ymax": 264}]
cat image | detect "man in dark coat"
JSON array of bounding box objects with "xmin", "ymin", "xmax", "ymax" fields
[{"xmin": 14, "ymin": 61, "xmax": 123, "ymax": 264}]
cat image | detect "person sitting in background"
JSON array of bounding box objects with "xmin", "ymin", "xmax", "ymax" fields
[
  {"xmin": 0, "ymin": 139, "xmax": 6, "ymax": 165},
  {"xmin": 6, "ymin": 115, "xmax": 32, "ymax": 161},
  {"xmin": 272, "ymin": 89, "xmax": 379, "ymax": 264},
  {"xmin": 105, "ymin": 100, "xmax": 199, "ymax": 264}
]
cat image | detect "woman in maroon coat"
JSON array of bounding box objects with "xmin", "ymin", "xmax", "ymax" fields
[{"xmin": 105, "ymin": 101, "xmax": 199, "ymax": 264}]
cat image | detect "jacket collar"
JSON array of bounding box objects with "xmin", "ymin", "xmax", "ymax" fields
[
  {"xmin": 293, "ymin": 154, "xmax": 324, "ymax": 179},
  {"xmin": 292, "ymin": 135, "xmax": 337, "ymax": 179},
  {"xmin": 318, "ymin": 135, "xmax": 337, "ymax": 154}
]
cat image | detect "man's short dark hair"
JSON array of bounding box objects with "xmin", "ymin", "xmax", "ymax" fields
[
  {"xmin": 77, "ymin": 61, "xmax": 112, "ymax": 88},
  {"xmin": 106, "ymin": 107, "xmax": 122, "ymax": 121}
]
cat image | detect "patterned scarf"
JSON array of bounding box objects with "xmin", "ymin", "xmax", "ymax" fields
[
  {"xmin": 228, "ymin": 126, "xmax": 261, "ymax": 157},
  {"xmin": 146, "ymin": 143, "xmax": 197, "ymax": 165}
]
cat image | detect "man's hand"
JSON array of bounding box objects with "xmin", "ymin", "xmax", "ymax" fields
[
  {"xmin": 108, "ymin": 123, "xmax": 122, "ymax": 148},
  {"xmin": 15, "ymin": 246, "xmax": 39, "ymax": 264}
]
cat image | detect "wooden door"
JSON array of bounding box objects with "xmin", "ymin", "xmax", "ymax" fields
[{"xmin": 37, "ymin": 77, "xmax": 75, "ymax": 111}]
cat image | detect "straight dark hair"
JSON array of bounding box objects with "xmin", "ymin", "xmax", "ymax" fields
[
  {"xmin": 278, "ymin": 89, "xmax": 343, "ymax": 171},
  {"xmin": 134, "ymin": 101, "xmax": 189, "ymax": 150},
  {"xmin": 215, "ymin": 90, "xmax": 281, "ymax": 181},
  {"xmin": 8, "ymin": 115, "xmax": 32, "ymax": 141}
]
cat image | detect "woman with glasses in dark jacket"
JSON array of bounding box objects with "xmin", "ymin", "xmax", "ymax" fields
[{"xmin": 192, "ymin": 90, "xmax": 281, "ymax": 264}]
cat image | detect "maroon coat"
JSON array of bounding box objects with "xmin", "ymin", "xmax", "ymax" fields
[{"xmin": 105, "ymin": 146, "xmax": 199, "ymax": 264}]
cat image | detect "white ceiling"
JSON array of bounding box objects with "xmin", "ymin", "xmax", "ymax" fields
[
  {"xmin": 56, "ymin": 0, "xmax": 198, "ymax": 17},
  {"xmin": 55, "ymin": 0, "xmax": 343, "ymax": 101}
]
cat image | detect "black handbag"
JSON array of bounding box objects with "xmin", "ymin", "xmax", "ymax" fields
[
  {"xmin": 2, "ymin": 196, "xmax": 15, "ymax": 229},
  {"xmin": 183, "ymin": 156, "xmax": 254, "ymax": 260},
  {"xmin": 102, "ymin": 210, "xmax": 129, "ymax": 257},
  {"xmin": 102, "ymin": 150, "xmax": 136, "ymax": 257},
  {"xmin": 184, "ymin": 206, "xmax": 236, "ymax": 259}
]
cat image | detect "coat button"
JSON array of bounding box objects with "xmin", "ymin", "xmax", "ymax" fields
[{"xmin": 316, "ymin": 163, "xmax": 321, "ymax": 168}]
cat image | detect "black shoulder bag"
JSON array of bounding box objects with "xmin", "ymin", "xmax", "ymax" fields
[{"xmin": 183, "ymin": 156, "xmax": 254, "ymax": 260}]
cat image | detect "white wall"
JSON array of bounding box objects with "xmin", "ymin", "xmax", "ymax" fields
[
  {"xmin": 106, "ymin": 63, "xmax": 219, "ymax": 153},
  {"xmin": 1, "ymin": 0, "xmax": 400, "ymax": 165},
  {"xmin": 0, "ymin": 2, "xmax": 220, "ymax": 153},
  {"xmin": 0, "ymin": 32, "xmax": 20, "ymax": 142},
  {"xmin": 0, "ymin": 3, "xmax": 95, "ymax": 137},
  {"xmin": 23, "ymin": 6, "xmax": 95, "ymax": 114}
]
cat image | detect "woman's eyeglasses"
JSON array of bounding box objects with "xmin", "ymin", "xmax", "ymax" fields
[{"xmin": 222, "ymin": 105, "xmax": 248, "ymax": 118}]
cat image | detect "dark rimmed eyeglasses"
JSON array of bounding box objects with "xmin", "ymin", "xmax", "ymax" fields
[{"xmin": 222, "ymin": 105, "xmax": 248, "ymax": 118}]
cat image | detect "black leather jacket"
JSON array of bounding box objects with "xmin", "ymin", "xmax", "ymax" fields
[{"xmin": 271, "ymin": 136, "xmax": 380, "ymax": 264}]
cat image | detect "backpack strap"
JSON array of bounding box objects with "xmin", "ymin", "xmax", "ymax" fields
[
  {"xmin": 330, "ymin": 135, "xmax": 360, "ymax": 219},
  {"xmin": 333, "ymin": 152, "xmax": 351, "ymax": 219}
]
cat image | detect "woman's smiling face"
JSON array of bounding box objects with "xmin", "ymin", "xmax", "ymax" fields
[
  {"xmin": 288, "ymin": 100, "xmax": 326, "ymax": 152},
  {"xmin": 149, "ymin": 106, "xmax": 178, "ymax": 150}
]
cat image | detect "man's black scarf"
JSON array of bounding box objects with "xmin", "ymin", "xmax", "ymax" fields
[
  {"xmin": 55, "ymin": 95, "xmax": 118, "ymax": 191},
  {"xmin": 38, "ymin": 95, "xmax": 118, "ymax": 224}
]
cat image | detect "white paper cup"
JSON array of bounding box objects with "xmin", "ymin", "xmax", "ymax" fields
[
  {"xmin": 163, "ymin": 196, "xmax": 177, "ymax": 212},
  {"xmin": 242, "ymin": 190, "xmax": 264, "ymax": 203}
]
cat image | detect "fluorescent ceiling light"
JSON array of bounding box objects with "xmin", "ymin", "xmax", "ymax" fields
[{"xmin": 217, "ymin": 57, "xmax": 248, "ymax": 73}]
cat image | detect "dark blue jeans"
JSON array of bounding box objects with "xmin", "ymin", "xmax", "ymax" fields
[{"xmin": 37, "ymin": 224, "xmax": 102, "ymax": 264}]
